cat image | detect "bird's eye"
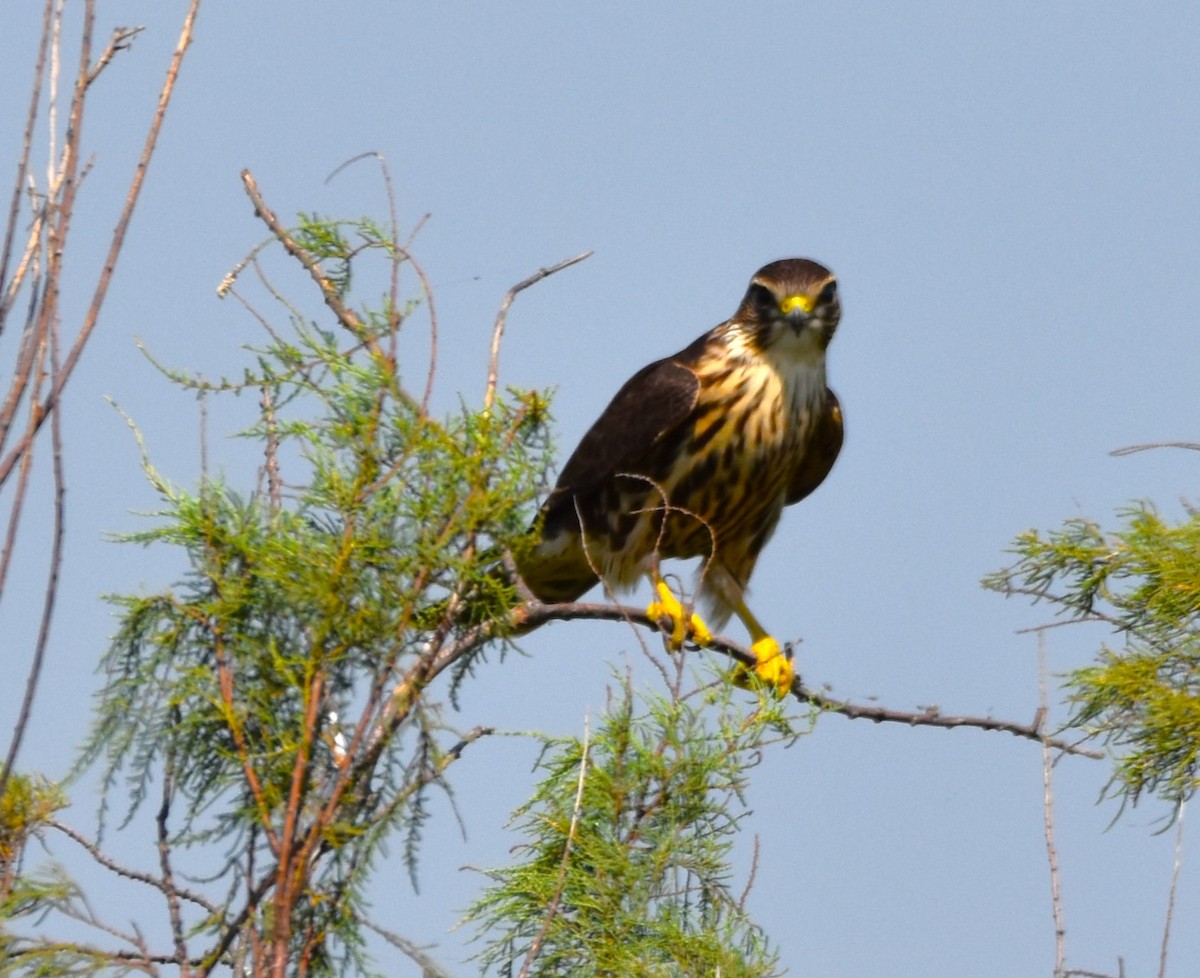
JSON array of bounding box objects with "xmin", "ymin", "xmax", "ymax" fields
[
  {"xmin": 748, "ymin": 283, "xmax": 776, "ymax": 312},
  {"xmin": 817, "ymin": 281, "xmax": 838, "ymax": 305}
]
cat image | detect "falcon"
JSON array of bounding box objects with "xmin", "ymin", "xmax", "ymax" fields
[{"xmin": 517, "ymin": 258, "xmax": 843, "ymax": 695}]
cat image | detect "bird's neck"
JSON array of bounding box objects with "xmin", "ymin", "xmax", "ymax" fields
[{"xmin": 718, "ymin": 324, "xmax": 827, "ymax": 396}]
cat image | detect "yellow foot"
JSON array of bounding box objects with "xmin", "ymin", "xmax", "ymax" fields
[
  {"xmin": 733, "ymin": 636, "xmax": 795, "ymax": 697},
  {"xmin": 646, "ymin": 580, "xmax": 713, "ymax": 650}
]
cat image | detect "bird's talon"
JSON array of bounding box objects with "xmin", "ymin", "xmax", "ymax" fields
[
  {"xmin": 733, "ymin": 637, "xmax": 794, "ymax": 697},
  {"xmin": 688, "ymin": 614, "xmax": 714, "ymax": 647},
  {"xmin": 647, "ymin": 581, "xmax": 713, "ymax": 651}
]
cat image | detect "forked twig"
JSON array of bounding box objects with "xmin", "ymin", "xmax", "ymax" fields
[{"xmin": 485, "ymin": 251, "xmax": 592, "ymax": 410}]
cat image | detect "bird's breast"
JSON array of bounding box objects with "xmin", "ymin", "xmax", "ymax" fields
[
  {"xmin": 689, "ymin": 355, "xmax": 825, "ymax": 461},
  {"xmin": 650, "ymin": 355, "xmax": 826, "ymax": 561}
]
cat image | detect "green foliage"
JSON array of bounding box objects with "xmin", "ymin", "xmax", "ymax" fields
[
  {"xmin": 986, "ymin": 503, "xmax": 1200, "ymax": 811},
  {"xmin": 0, "ymin": 773, "xmax": 66, "ymax": 874},
  {"xmin": 0, "ymin": 776, "xmax": 87, "ymax": 976},
  {"xmin": 4, "ymin": 204, "xmax": 799, "ymax": 975},
  {"xmin": 67, "ymin": 213, "xmax": 555, "ymax": 974},
  {"xmin": 466, "ymin": 675, "xmax": 792, "ymax": 978}
]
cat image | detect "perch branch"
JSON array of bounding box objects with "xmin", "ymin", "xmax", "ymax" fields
[{"xmin": 504, "ymin": 600, "xmax": 1102, "ymax": 757}]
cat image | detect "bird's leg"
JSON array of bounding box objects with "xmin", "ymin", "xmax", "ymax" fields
[
  {"xmin": 645, "ymin": 575, "xmax": 793, "ymax": 697},
  {"xmin": 646, "ymin": 575, "xmax": 713, "ymax": 650},
  {"xmin": 729, "ymin": 597, "xmax": 795, "ymax": 697}
]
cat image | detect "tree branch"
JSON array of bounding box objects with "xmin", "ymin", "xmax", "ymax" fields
[
  {"xmin": 504, "ymin": 600, "xmax": 1103, "ymax": 757},
  {"xmin": 0, "ymin": 0, "xmax": 204, "ymax": 489},
  {"xmin": 50, "ymin": 820, "xmax": 218, "ymax": 914},
  {"xmin": 239, "ymin": 169, "xmax": 368, "ymax": 341},
  {"xmin": 485, "ymin": 251, "xmax": 592, "ymax": 410},
  {"xmin": 1110, "ymin": 441, "xmax": 1200, "ymax": 457}
]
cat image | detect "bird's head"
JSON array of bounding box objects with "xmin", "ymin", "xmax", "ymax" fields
[{"xmin": 734, "ymin": 258, "xmax": 840, "ymax": 357}]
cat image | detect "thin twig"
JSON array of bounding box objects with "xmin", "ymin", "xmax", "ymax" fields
[
  {"xmin": 0, "ymin": 0, "xmax": 53, "ymax": 330},
  {"xmin": 156, "ymin": 757, "xmax": 192, "ymax": 977},
  {"xmin": 387, "ymin": 242, "xmax": 437, "ymax": 415},
  {"xmin": 260, "ymin": 383, "xmax": 281, "ymax": 510},
  {"xmin": 0, "ymin": 0, "xmax": 205, "ymax": 489},
  {"xmin": 738, "ymin": 835, "xmax": 761, "ymax": 913},
  {"xmin": 50, "ymin": 821, "xmax": 218, "ymax": 913},
  {"xmin": 0, "ymin": 316, "xmax": 59, "ymax": 797},
  {"xmin": 1040, "ymin": 632, "xmax": 1067, "ymax": 978},
  {"xmin": 571, "ymin": 493, "xmax": 668, "ymax": 687},
  {"xmin": 519, "ymin": 713, "xmax": 590, "ymax": 978},
  {"xmin": 485, "ymin": 251, "xmax": 592, "ymax": 411},
  {"xmin": 86, "ymin": 25, "xmax": 144, "ymax": 86},
  {"xmin": 369, "ymin": 152, "xmax": 403, "ymax": 362},
  {"xmin": 1110, "ymin": 441, "xmax": 1200, "ymax": 457},
  {"xmin": 361, "ymin": 920, "xmax": 455, "ymax": 978},
  {"xmin": 198, "ymin": 385, "xmax": 208, "ymax": 479},
  {"xmin": 238, "ymin": 169, "xmax": 368, "ymax": 339},
  {"xmin": 1158, "ymin": 798, "xmax": 1185, "ymax": 978}
]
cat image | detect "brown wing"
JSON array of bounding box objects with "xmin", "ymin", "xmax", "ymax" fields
[
  {"xmin": 539, "ymin": 352, "xmax": 701, "ymax": 533},
  {"xmin": 786, "ymin": 388, "xmax": 844, "ymax": 505}
]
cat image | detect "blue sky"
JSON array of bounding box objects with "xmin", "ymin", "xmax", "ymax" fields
[{"xmin": 3, "ymin": 2, "xmax": 1199, "ymax": 975}]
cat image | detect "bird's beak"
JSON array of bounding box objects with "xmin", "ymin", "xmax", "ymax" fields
[{"xmin": 779, "ymin": 293, "xmax": 815, "ymax": 324}]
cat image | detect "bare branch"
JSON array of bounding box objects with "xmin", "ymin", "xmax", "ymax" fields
[
  {"xmin": 389, "ymin": 242, "xmax": 437, "ymax": 414},
  {"xmin": 86, "ymin": 26, "xmax": 145, "ymax": 86},
  {"xmin": 361, "ymin": 920, "xmax": 455, "ymax": 978},
  {"xmin": 1158, "ymin": 798, "xmax": 1185, "ymax": 978},
  {"xmin": 0, "ymin": 0, "xmax": 205, "ymax": 489},
  {"xmin": 0, "ymin": 0, "xmax": 53, "ymax": 330},
  {"xmin": 737, "ymin": 835, "xmax": 761, "ymax": 914},
  {"xmin": 50, "ymin": 821, "xmax": 218, "ymax": 914},
  {"xmin": 238, "ymin": 169, "xmax": 369, "ymax": 341},
  {"xmin": 519, "ymin": 713, "xmax": 590, "ymax": 978},
  {"xmin": 157, "ymin": 761, "xmax": 192, "ymax": 977},
  {"xmin": 504, "ymin": 600, "xmax": 1103, "ymax": 756},
  {"xmin": 485, "ymin": 251, "xmax": 592, "ymax": 410},
  {"xmin": 1110, "ymin": 441, "xmax": 1200, "ymax": 457},
  {"xmin": 260, "ymin": 383, "xmax": 281, "ymax": 510},
  {"xmin": 1040, "ymin": 633, "xmax": 1067, "ymax": 978},
  {"xmin": 0, "ymin": 322, "xmax": 65, "ymax": 799}
]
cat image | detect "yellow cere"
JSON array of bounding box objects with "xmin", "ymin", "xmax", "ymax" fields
[{"xmin": 779, "ymin": 293, "xmax": 814, "ymax": 315}]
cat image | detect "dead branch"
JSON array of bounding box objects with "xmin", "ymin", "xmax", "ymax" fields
[
  {"xmin": 50, "ymin": 821, "xmax": 218, "ymax": 914},
  {"xmin": 156, "ymin": 762, "xmax": 192, "ymax": 976},
  {"xmin": 1159, "ymin": 799, "xmax": 1185, "ymax": 978},
  {"xmin": 0, "ymin": 330, "xmax": 66, "ymax": 803},
  {"xmin": 1110, "ymin": 441, "xmax": 1200, "ymax": 457},
  {"xmin": 0, "ymin": 0, "xmax": 204, "ymax": 489},
  {"xmin": 239, "ymin": 169, "xmax": 369, "ymax": 340},
  {"xmin": 0, "ymin": 0, "xmax": 52, "ymax": 328},
  {"xmin": 86, "ymin": 26, "xmax": 144, "ymax": 86},
  {"xmin": 485, "ymin": 251, "xmax": 592, "ymax": 410},
  {"xmin": 361, "ymin": 920, "xmax": 455, "ymax": 978},
  {"xmin": 1040, "ymin": 633, "xmax": 1067, "ymax": 977},
  {"xmin": 498, "ymin": 599, "xmax": 1103, "ymax": 757},
  {"xmin": 519, "ymin": 715, "xmax": 590, "ymax": 978}
]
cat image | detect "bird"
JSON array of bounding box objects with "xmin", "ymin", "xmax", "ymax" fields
[{"xmin": 516, "ymin": 258, "xmax": 843, "ymax": 696}]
